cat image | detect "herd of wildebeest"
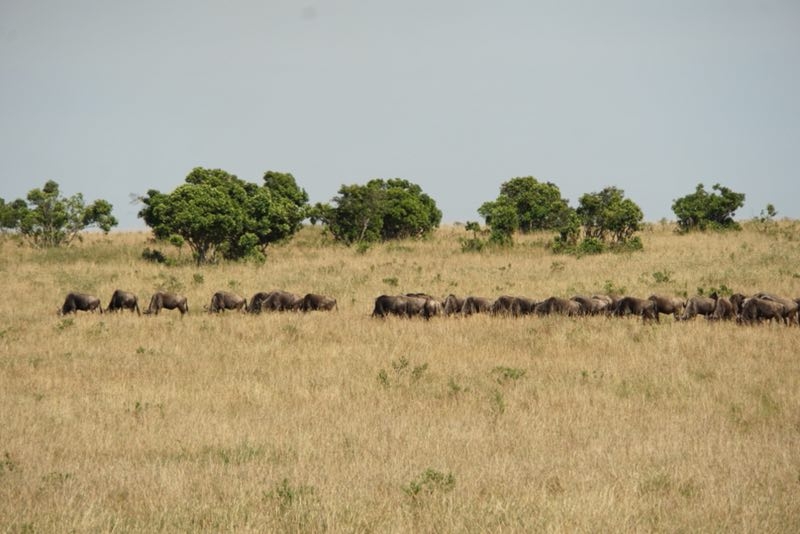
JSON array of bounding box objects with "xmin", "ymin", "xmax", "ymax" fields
[{"xmin": 58, "ymin": 288, "xmax": 800, "ymax": 325}]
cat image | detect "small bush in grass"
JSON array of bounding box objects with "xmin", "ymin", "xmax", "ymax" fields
[
  {"xmin": 492, "ymin": 366, "xmax": 526, "ymax": 384},
  {"xmin": 265, "ymin": 478, "xmax": 316, "ymax": 512},
  {"xmin": 403, "ymin": 468, "xmax": 455, "ymax": 499},
  {"xmin": 652, "ymin": 269, "xmax": 672, "ymax": 283},
  {"xmin": 142, "ymin": 247, "xmax": 167, "ymax": 264}
]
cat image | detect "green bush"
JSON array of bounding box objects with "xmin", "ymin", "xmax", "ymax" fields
[
  {"xmin": 672, "ymin": 183, "xmax": 745, "ymax": 232},
  {"xmin": 311, "ymin": 179, "xmax": 441, "ymax": 245}
]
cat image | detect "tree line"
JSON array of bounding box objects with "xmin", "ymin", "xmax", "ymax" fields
[{"xmin": 1, "ymin": 169, "xmax": 753, "ymax": 263}]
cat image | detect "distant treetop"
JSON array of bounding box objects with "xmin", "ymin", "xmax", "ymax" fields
[
  {"xmin": 311, "ymin": 178, "xmax": 441, "ymax": 245},
  {"xmin": 138, "ymin": 167, "xmax": 309, "ymax": 264},
  {"xmin": 0, "ymin": 180, "xmax": 117, "ymax": 247},
  {"xmin": 672, "ymin": 183, "xmax": 745, "ymax": 232}
]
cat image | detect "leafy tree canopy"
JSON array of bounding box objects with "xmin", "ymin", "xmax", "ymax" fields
[
  {"xmin": 477, "ymin": 196, "xmax": 519, "ymax": 246},
  {"xmin": 576, "ymin": 186, "xmax": 643, "ymax": 244},
  {"xmin": 0, "ymin": 180, "xmax": 117, "ymax": 247},
  {"xmin": 672, "ymin": 183, "xmax": 745, "ymax": 232},
  {"xmin": 138, "ymin": 167, "xmax": 308, "ymax": 264},
  {"xmin": 552, "ymin": 186, "xmax": 643, "ymax": 255},
  {"xmin": 498, "ymin": 177, "xmax": 572, "ymax": 232},
  {"xmin": 478, "ymin": 176, "xmax": 573, "ymax": 247},
  {"xmin": 311, "ymin": 178, "xmax": 441, "ymax": 245}
]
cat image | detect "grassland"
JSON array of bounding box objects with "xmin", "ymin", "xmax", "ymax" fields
[{"xmin": 1, "ymin": 223, "xmax": 799, "ymax": 532}]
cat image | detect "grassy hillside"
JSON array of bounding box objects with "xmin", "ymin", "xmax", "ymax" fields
[{"xmin": 1, "ymin": 223, "xmax": 799, "ymax": 532}]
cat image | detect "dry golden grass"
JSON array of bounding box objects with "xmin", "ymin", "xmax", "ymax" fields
[{"xmin": 1, "ymin": 223, "xmax": 799, "ymax": 532}]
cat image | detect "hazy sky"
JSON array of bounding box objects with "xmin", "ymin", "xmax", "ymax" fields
[{"xmin": 2, "ymin": 1, "xmax": 798, "ymax": 229}]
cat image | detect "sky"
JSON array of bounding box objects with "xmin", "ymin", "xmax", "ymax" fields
[{"xmin": 1, "ymin": 0, "xmax": 798, "ymax": 230}]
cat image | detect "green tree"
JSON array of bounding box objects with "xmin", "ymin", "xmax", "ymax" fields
[
  {"xmin": 671, "ymin": 183, "xmax": 745, "ymax": 232},
  {"xmin": 576, "ymin": 186, "xmax": 643, "ymax": 244},
  {"xmin": 478, "ymin": 176, "xmax": 573, "ymax": 246},
  {"xmin": 0, "ymin": 198, "xmax": 28, "ymax": 231},
  {"xmin": 551, "ymin": 208, "xmax": 581, "ymax": 251},
  {"xmin": 497, "ymin": 177, "xmax": 572, "ymax": 232},
  {"xmin": 312, "ymin": 179, "xmax": 441, "ymax": 245},
  {"xmin": 2, "ymin": 180, "xmax": 117, "ymax": 247},
  {"xmin": 551, "ymin": 186, "xmax": 643, "ymax": 254},
  {"xmin": 138, "ymin": 167, "xmax": 309, "ymax": 264},
  {"xmin": 258, "ymin": 171, "xmax": 310, "ymax": 245},
  {"xmin": 477, "ymin": 196, "xmax": 518, "ymax": 246}
]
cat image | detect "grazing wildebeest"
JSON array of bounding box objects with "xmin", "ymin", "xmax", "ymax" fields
[
  {"xmin": 442, "ymin": 294, "xmax": 465, "ymax": 316},
  {"xmin": 422, "ymin": 296, "xmax": 443, "ymax": 318},
  {"xmin": 535, "ymin": 296, "xmax": 581, "ymax": 316},
  {"xmin": 461, "ymin": 296, "xmax": 494, "ymax": 316},
  {"xmin": 491, "ymin": 296, "xmax": 521, "ymax": 316},
  {"xmin": 144, "ymin": 292, "xmax": 188, "ymax": 316},
  {"xmin": 106, "ymin": 289, "xmax": 140, "ymax": 315},
  {"xmin": 612, "ymin": 296, "xmax": 658, "ymax": 322},
  {"xmin": 372, "ymin": 294, "xmax": 440, "ymax": 319},
  {"xmin": 730, "ymin": 293, "xmax": 748, "ymax": 316},
  {"xmin": 207, "ymin": 291, "xmax": 246, "ymax": 313},
  {"xmin": 593, "ymin": 294, "xmax": 619, "ymax": 314},
  {"xmin": 404, "ymin": 294, "xmax": 442, "ymax": 319},
  {"xmin": 679, "ymin": 296, "xmax": 716, "ymax": 321},
  {"xmin": 739, "ymin": 297, "xmax": 791, "ymax": 325},
  {"xmin": 571, "ymin": 295, "xmax": 610, "ymax": 316},
  {"xmin": 491, "ymin": 296, "xmax": 538, "ymax": 316},
  {"xmin": 514, "ymin": 297, "xmax": 538, "ymax": 315},
  {"xmin": 372, "ymin": 295, "xmax": 408, "ymax": 318},
  {"xmin": 299, "ymin": 293, "xmax": 338, "ymax": 311},
  {"xmin": 648, "ymin": 294, "xmax": 686, "ymax": 320},
  {"xmin": 752, "ymin": 292, "xmax": 799, "ymax": 324},
  {"xmin": 247, "ymin": 292, "xmax": 273, "ymax": 313},
  {"xmin": 60, "ymin": 292, "xmax": 103, "ymax": 315},
  {"xmin": 261, "ymin": 290, "xmax": 303, "ymax": 312},
  {"xmin": 709, "ymin": 293, "xmax": 736, "ymax": 321}
]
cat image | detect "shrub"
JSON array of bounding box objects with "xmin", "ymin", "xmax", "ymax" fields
[
  {"xmin": 672, "ymin": 183, "xmax": 745, "ymax": 232},
  {"xmin": 312, "ymin": 179, "xmax": 441, "ymax": 245},
  {"xmin": 141, "ymin": 248, "xmax": 167, "ymax": 264}
]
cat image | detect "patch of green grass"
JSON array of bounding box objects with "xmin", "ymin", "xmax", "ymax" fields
[
  {"xmin": 492, "ymin": 366, "xmax": 526, "ymax": 384},
  {"xmin": 403, "ymin": 468, "xmax": 455, "ymax": 499}
]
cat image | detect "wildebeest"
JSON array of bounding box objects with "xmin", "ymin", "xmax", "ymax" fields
[
  {"xmin": 571, "ymin": 295, "xmax": 610, "ymax": 316},
  {"xmin": 442, "ymin": 294, "xmax": 465, "ymax": 315},
  {"xmin": 593, "ymin": 294, "xmax": 619, "ymax": 313},
  {"xmin": 679, "ymin": 296, "xmax": 716, "ymax": 321},
  {"xmin": 206, "ymin": 291, "xmax": 246, "ymax": 313},
  {"xmin": 60, "ymin": 292, "xmax": 103, "ymax": 315},
  {"xmin": 730, "ymin": 293, "xmax": 748, "ymax": 316},
  {"xmin": 491, "ymin": 296, "xmax": 520, "ymax": 316},
  {"xmin": 405, "ymin": 294, "xmax": 442, "ymax": 318},
  {"xmin": 709, "ymin": 293, "xmax": 736, "ymax": 321},
  {"xmin": 752, "ymin": 292, "xmax": 799, "ymax": 324},
  {"xmin": 514, "ymin": 297, "xmax": 538, "ymax": 315},
  {"xmin": 535, "ymin": 296, "xmax": 581, "ymax": 316},
  {"xmin": 262, "ymin": 290, "xmax": 303, "ymax": 312},
  {"xmin": 106, "ymin": 289, "xmax": 140, "ymax": 315},
  {"xmin": 461, "ymin": 296, "xmax": 494, "ymax": 316},
  {"xmin": 739, "ymin": 297, "xmax": 791, "ymax": 325},
  {"xmin": 246, "ymin": 292, "xmax": 273, "ymax": 313},
  {"xmin": 372, "ymin": 294, "xmax": 440, "ymax": 319},
  {"xmin": 299, "ymin": 293, "xmax": 338, "ymax": 312},
  {"xmin": 372, "ymin": 295, "xmax": 407, "ymax": 318},
  {"xmin": 144, "ymin": 292, "xmax": 188, "ymax": 316},
  {"xmin": 491, "ymin": 296, "xmax": 539, "ymax": 316},
  {"xmin": 612, "ymin": 296, "xmax": 658, "ymax": 322},
  {"xmin": 423, "ymin": 297, "xmax": 443, "ymax": 318},
  {"xmin": 648, "ymin": 294, "xmax": 686, "ymax": 320}
]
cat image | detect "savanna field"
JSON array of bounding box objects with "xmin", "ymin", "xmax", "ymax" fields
[{"xmin": 1, "ymin": 223, "xmax": 799, "ymax": 533}]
